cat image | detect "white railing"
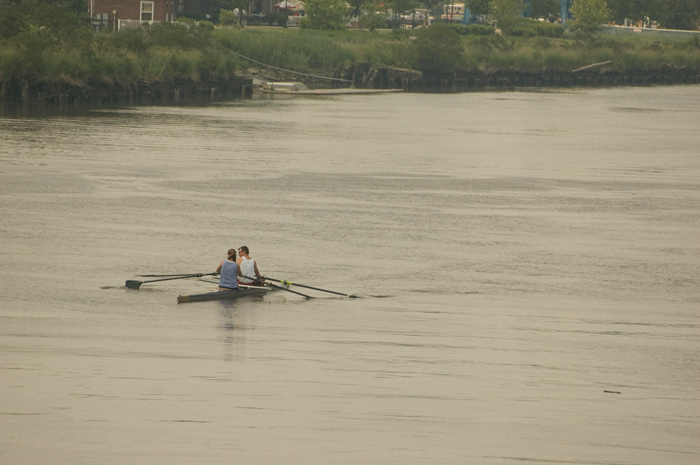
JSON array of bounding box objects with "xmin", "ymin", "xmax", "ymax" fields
[
  {"xmin": 118, "ymin": 19, "xmax": 155, "ymax": 30},
  {"xmin": 604, "ymin": 25, "xmax": 700, "ymax": 38}
]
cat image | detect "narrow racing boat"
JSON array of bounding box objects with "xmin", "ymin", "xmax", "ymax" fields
[{"xmin": 177, "ymin": 284, "xmax": 276, "ymax": 304}]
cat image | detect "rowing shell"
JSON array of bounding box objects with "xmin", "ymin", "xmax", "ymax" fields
[{"xmin": 177, "ymin": 284, "xmax": 276, "ymax": 303}]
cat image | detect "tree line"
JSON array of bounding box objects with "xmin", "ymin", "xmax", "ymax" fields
[
  {"xmin": 292, "ymin": 0, "xmax": 700, "ymax": 31},
  {"xmin": 465, "ymin": 0, "xmax": 699, "ymax": 30},
  {"xmin": 2, "ymin": 0, "xmax": 699, "ymax": 34}
]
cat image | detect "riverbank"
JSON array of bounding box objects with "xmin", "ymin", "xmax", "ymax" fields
[
  {"xmin": 2, "ymin": 65, "xmax": 698, "ymax": 109},
  {"xmin": 2, "ymin": 23, "xmax": 700, "ymax": 107},
  {"xmin": 0, "ymin": 76, "xmax": 254, "ymax": 108},
  {"xmin": 338, "ymin": 63, "xmax": 700, "ymax": 92}
]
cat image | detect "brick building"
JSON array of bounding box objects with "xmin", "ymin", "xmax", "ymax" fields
[{"xmin": 89, "ymin": 0, "xmax": 211, "ymax": 30}]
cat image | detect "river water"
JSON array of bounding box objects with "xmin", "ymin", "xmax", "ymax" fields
[{"xmin": 1, "ymin": 86, "xmax": 699, "ymax": 465}]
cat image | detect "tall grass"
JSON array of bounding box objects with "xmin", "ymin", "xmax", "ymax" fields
[
  {"xmin": 0, "ymin": 22, "xmax": 239, "ymax": 89},
  {"xmin": 0, "ymin": 46, "xmax": 24, "ymax": 82},
  {"xmin": 214, "ymin": 28, "xmax": 357, "ymax": 73},
  {"xmin": 458, "ymin": 34, "xmax": 700, "ymax": 74}
]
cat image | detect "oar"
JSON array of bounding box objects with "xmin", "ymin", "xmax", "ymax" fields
[
  {"xmin": 207, "ymin": 281, "xmax": 312, "ymax": 299},
  {"xmin": 267, "ymin": 282, "xmax": 314, "ymax": 299},
  {"xmin": 136, "ymin": 273, "xmax": 195, "ymax": 278},
  {"xmin": 243, "ymin": 275, "xmax": 355, "ymax": 298},
  {"xmin": 126, "ymin": 272, "xmax": 218, "ymax": 290}
]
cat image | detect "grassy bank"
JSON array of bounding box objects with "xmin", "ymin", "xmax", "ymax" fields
[
  {"xmin": 214, "ymin": 26, "xmax": 700, "ymax": 75},
  {"xmin": 0, "ymin": 22, "xmax": 241, "ymax": 89},
  {"xmin": 2, "ymin": 22, "xmax": 700, "ymax": 103}
]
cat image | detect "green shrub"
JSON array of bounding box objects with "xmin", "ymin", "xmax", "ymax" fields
[
  {"xmin": 534, "ymin": 21, "xmax": 564, "ymax": 38},
  {"xmin": 413, "ymin": 23, "xmax": 463, "ymax": 74},
  {"xmin": 448, "ymin": 24, "xmax": 496, "ymax": 36},
  {"xmin": 359, "ymin": 11, "xmax": 387, "ymax": 32},
  {"xmin": 508, "ymin": 23, "xmax": 536, "ymax": 37},
  {"xmin": 105, "ymin": 28, "xmax": 149, "ymax": 54},
  {"xmin": 0, "ymin": 45, "xmax": 24, "ymax": 80},
  {"xmin": 219, "ymin": 10, "xmax": 238, "ymax": 26},
  {"xmin": 465, "ymin": 24, "xmax": 497, "ymax": 35}
]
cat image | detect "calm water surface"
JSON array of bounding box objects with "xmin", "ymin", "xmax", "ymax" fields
[{"xmin": 1, "ymin": 87, "xmax": 699, "ymax": 465}]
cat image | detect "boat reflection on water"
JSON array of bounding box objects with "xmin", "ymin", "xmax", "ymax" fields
[
  {"xmin": 260, "ymin": 81, "xmax": 309, "ymax": 92},
  {"xmin": 259, "ymin": 80, "xmax": 404, "ymax": 95}
]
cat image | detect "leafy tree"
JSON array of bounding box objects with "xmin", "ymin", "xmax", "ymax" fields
[
  {"xmin": 393, "ymin": 0, "xmax": 419, "ymax": 16},
  {"xmin": 569, "ymin": 0, "xmax": 611, "ymax": 34},
  {"xmin": 0, "ymin": 0, "xmax": 85, "ymax": 39},
  {"xmin": 605, "ymin": 0, "xmax": 699, "ymax": 30},
  {"xmin": 605, "ymin": 0, "xmax": 634, "ymax": 21},
  {"xmin": 659, "ymin": 0, "xmax": 700, "ymax": 30},
  {"xmin": 300, "ymin": 0, "xmax": 349, "ymax": 29},
  {"xmin": 490, "ymin": 0, "xmax": 525, "ymax": 31},
  {"xmin": 606, "ymin": 0, "xmax": 664, "ymax": 25},
  {"xmin": 347, "ymin": 0, "xmax": 364, "ymax": 17},
  {"xmin": 359, "ymin": 9, "xmax": 387, "ymax": 31},
  {"xmin": 412, "ymin": 22, "xmax": 463, "ymax": 74},
  {"xmin": 466, "ymin": 0, "xmax": 491, "ymax": 16},
  {"xmin": 530, "ymin": 0, "xmax": 560, "ymax": 19}
]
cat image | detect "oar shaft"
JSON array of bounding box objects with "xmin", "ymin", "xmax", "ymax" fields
[
  {"xmin": 137, "ymin": 273, "xmax": 196, "ymax": 278},
  {"xmin": 242, "ymin": 275, "xmax": 352, "ymax": 297},
  {"xmin": 126, "ymin": 272, "xmax": 218, "ymax": 289},
  {"xmin": 279, "ymin": 281, "xmax": 349, "ymax": 297}
]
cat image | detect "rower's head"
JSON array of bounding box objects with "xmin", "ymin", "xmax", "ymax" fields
[
  {"xmin": 227, "ymin": 248, "xmax": 237, "ymax": 260},
  {"xmin": 238, "ymin": 246, "xmax": 249, "ymax": 256}
]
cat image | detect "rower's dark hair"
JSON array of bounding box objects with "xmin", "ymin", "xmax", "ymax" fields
[
  {"xmin": 239, "ymin": 246, "xmax": 249, "ymax": 255},
  {"xmin": 228, "ymin": 248, "xmax": 237, "ymax": 259}
]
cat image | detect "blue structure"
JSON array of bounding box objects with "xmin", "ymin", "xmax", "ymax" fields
[
  {"xmin": 461, "ymin": 7, "xmax": 473, "ymax": 25},
  {"xmin": 560, "ymin": 0, "xmax": 571, "ymax": 24}
]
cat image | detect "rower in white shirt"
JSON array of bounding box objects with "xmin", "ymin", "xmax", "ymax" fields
[{"xmin": 236, "ymin": 246, "xmax": 264, "ymax": 286}]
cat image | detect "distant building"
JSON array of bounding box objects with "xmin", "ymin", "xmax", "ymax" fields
[{"xmin": 89, "ymin": 0, "xmax": 218, "ymax": 30}]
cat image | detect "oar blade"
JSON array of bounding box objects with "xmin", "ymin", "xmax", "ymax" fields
[{"xmin": 125, "ymin": 272, "xmax": 217, "ymax": 289}]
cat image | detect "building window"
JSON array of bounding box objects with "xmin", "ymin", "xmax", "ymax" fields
[{"xmin": 141, "ymin": 2, "xmax": 154, "ymax": 21}]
